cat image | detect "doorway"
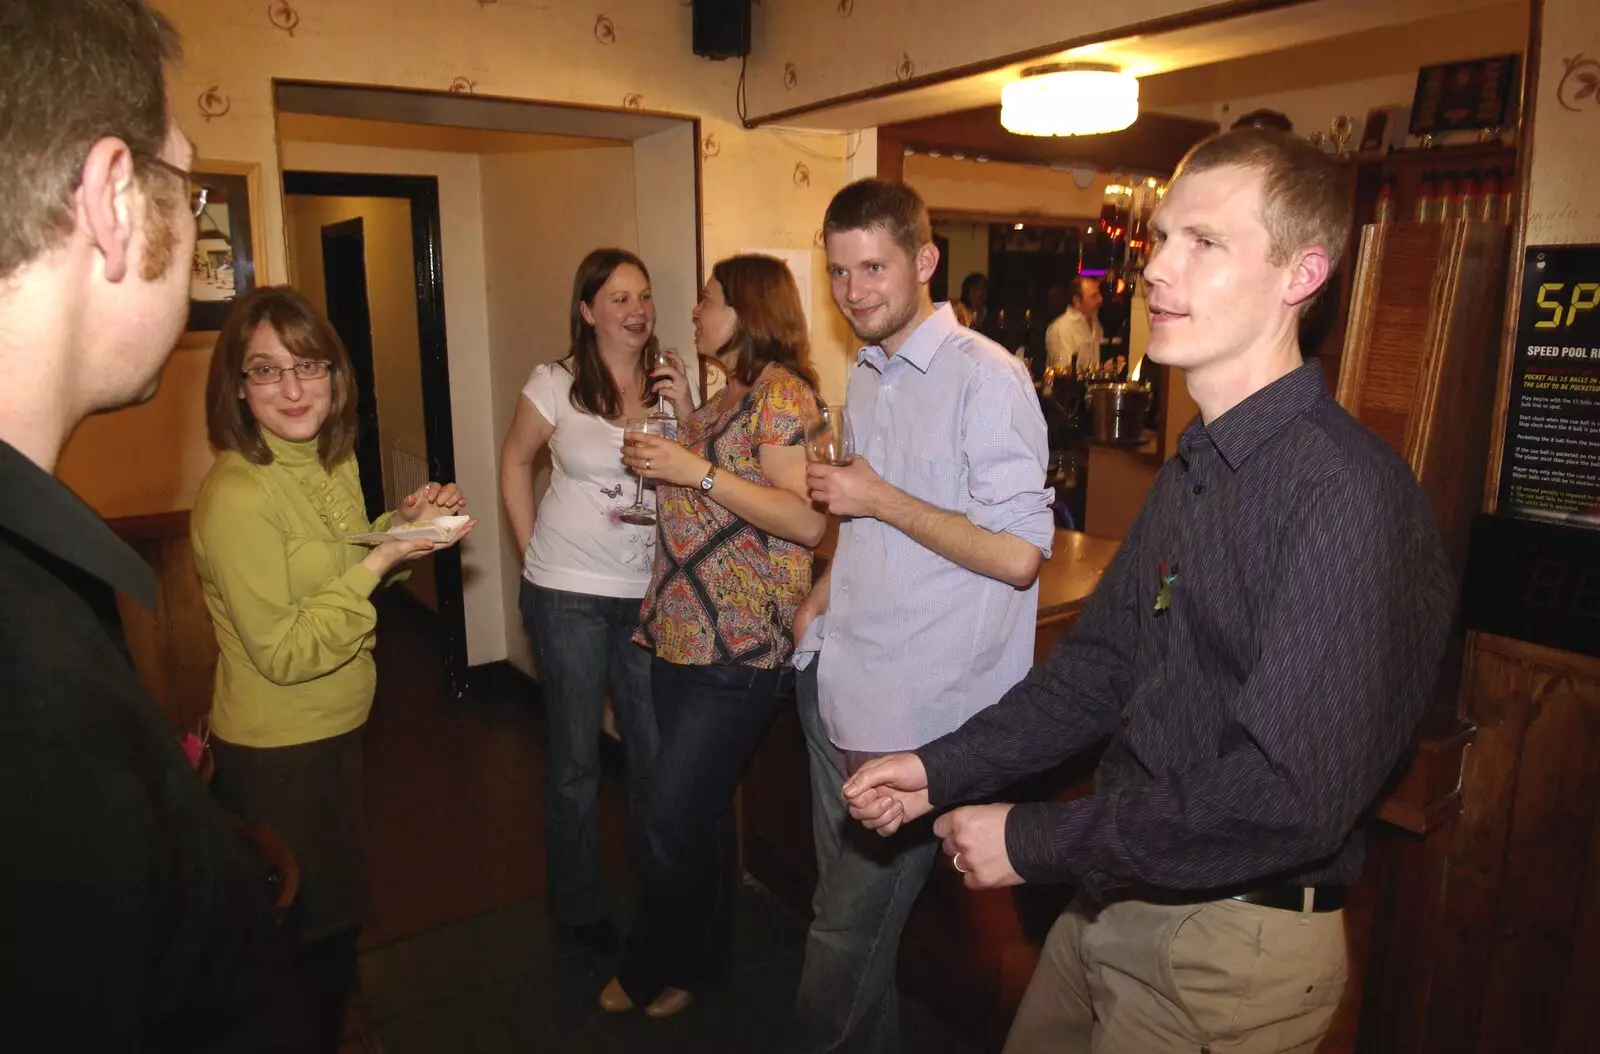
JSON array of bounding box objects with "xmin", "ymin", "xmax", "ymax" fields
[
  {"xmin": 318, "ymin": 217, "xmax": 387, "ymax": 520},
  {"xmin": 283, "ymin": 170, "xmax": 468, "ymax": 700}
]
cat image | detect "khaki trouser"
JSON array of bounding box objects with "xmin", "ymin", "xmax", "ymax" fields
[{"xmin": 1004, "ymin": 894, "xmax": 1347, "ymax": 1054}]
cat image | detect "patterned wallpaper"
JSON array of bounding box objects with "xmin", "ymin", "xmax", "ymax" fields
[
  {"xmin": 1527, "ymin": 0, "xmax": 1600, "ymax": 244},
  {"xmin": 153, "ymin": 0, "xmax": 851, "ymax": 287}
]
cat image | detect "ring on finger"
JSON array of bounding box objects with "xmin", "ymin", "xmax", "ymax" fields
[
  {"xmin": 953, "ymin": 852, "xmax": 968, "ymax": 874},
  {"xmin": 645, "ymin": 459, "xmax": 652, "ymax": 471}
]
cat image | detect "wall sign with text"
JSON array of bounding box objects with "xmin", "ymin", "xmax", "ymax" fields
[{"xmin": 1497, "ymin": 244, "xmax": 1600, "ymax": 530}]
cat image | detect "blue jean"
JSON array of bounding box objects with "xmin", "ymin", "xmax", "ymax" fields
[
  {"xmin": 616, "ymin": 658, "xmax": 791, "ymax": 1004},
  {"xmin": 789, "ymin": 661, "xmax": 941, "ymax": 1054},
  {"xmin": 520, "ymin": 581, "xmax": 658, "ymax": 927}
]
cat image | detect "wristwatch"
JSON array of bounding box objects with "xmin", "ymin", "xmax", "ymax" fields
[{"xmin": 698, "ymin": 464, "xmax": 717, "ymax": 492}]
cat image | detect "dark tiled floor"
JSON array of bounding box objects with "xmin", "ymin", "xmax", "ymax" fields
[
  {"xmin": 357, "ymin": 596, "xmax": 979, "ymax": 1053},
  {"xmin": 360, "ymin": 881, "xmax": 977, "ymax": 1054}
]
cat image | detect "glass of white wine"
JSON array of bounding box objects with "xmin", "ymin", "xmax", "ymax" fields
[
  {"xmin": 646, "ymin": 345, "xmax": 675, "ymax": 422},
  {"xmin": 806, "ymin": 404, "xmax": 856, "ymax": 467},
  {"xmin": 620, "ymin": 417, "xmax": 672, "ymax": 526}
]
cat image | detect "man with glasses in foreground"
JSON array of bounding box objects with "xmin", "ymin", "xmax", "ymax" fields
[{"xmin": 0, "ymin": 2, "xmax": 305, "ymax": 1049}]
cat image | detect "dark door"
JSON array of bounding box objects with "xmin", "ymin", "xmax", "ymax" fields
[{"xmin": 320, "ymin": 218, "xmax": 386, "ymax": 521}]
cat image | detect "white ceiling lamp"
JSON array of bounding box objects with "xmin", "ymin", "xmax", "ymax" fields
[{"xmin": 1000, "ymin": 62, "xmax": 1139, "ymax": 137}]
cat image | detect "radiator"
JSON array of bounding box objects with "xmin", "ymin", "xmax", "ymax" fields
[{"xmin": 387, "ymin": 445, "xmax": 429, "ymax": 507}]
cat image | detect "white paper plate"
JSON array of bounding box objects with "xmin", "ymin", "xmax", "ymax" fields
[{"xmin": 345, "ymin": 515, "xmax": 470, "ymax": 546}]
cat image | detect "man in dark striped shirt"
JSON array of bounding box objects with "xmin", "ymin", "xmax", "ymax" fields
[{"xmin": 842, "ymin": 128, "xmax": 1456, "ymax": 1053}]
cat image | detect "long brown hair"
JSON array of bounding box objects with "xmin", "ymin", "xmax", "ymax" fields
[
  {"xmin": 204, "ymin": 285, "xmax": 358, "ymax": 469},
  {"xmin": 709, "ymin": 254, "xmax": 818, "ymax": 390},
  {"xmin": 564, "ymin": 248, "xmax": 658, "ymax": 418}
]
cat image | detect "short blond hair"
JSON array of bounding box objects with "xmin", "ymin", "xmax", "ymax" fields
[{"xmin": 1173, "ymin": 128, "xmax": 1353, "ymax": 272}]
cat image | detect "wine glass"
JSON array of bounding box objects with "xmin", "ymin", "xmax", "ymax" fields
[
  {"xmin": 806, "ymin": 404, "xmax": 856, "ymax": 467},
  {"xmin": 646, "ymin": 345, "xmax": 675, "ymax": 422},
  {"xmin": 620, "ymin": 417, "xmax": 672, "ymax": 526}
]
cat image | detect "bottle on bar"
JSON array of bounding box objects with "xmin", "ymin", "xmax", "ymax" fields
[
  {"xmin": 1374, "ymin": 178, "xmax": 1397, "ymax": 224},
  {"xmin": 1458, "ymin": 169, "xmax": 1479, "ymax": 221},
  {"xmin": 1438, "ymin": 171, "xmax": 1458, "ymax": 221},
  {"xmin": 1480, "ymin": 168, "xmax": 1502, "ymax": 222},
  {"xmin": 1415, "ymin": 170, "xmax": 1437, "ymax": 222}
]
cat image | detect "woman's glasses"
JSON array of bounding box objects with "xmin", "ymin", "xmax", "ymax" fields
[{"xmin": 242, "ymin": 361, "xmax": 332, "ymax": 386}]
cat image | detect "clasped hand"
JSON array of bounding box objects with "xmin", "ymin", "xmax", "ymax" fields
[
  {"xmin": 398, "ymin": 481, "xmax": 467, "ymax": 523},
  {"xmin": 843, "ymin": 753, "xmax": 1022, "ymax": 890}
]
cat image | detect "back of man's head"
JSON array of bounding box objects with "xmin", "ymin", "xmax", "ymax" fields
[
  {"xmin": 1173, "ymin": 127, "xmax": 1352, "ymax": 274},
  {"xmin": 1, "ymin": 0, "xmax": 181, "ymax": 283},
  {"xmin": 822, "ymin": 179, "xmax": 932, "ymax": 262}
]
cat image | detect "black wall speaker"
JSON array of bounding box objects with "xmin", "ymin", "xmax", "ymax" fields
[{"xmin": 692, "ymin": 0, "xmax": 750, "ymax": 60}]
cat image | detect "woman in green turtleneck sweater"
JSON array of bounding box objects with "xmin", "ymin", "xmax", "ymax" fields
[{"xmin": 192, "ymin": 286, "xmax": 472, "ymax": 1052}]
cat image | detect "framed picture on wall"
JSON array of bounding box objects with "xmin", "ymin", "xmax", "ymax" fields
[
  {"xmin": 1408, "ymin": 54, "xmax": 1519, "ymax": 136},
  {"xmin": 184, "ymin": 162, "xmax": 263, "ymax": 340}
]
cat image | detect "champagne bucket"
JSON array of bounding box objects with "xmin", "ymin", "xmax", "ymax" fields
[{"xmin": 1085, "ymin": 381, "xmax": 1151, "ymax": 444}]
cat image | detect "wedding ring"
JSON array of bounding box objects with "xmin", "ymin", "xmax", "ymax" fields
[
  {"xmin": 646, "ymin": 459, "xmax": 652, "ymax": 471},
  {"xmin": 953, "ymin": 853, "xmax": 968, "ymax": 874}
]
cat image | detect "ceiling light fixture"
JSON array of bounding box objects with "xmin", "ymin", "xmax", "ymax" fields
[{"xmin": 1000, "ymin": 62, "xmax": 1139, "ymax": 137}]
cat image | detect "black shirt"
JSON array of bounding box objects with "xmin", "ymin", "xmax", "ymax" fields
[
  {"xmin": 919, "ymin": 362, "xmax": 1456, "ymax": 898},
  {"xmin": 0, "ymin": 439, "xmax": 305, "ymax": 1051}
]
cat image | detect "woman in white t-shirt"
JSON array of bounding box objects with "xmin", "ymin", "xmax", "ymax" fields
[{"xmin": 499, "ymin": 248, "xmax": 683, "ymax": 952}]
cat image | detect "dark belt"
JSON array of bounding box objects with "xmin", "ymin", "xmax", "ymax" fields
[{"xmin": 1231, "ymin": 884, "xmax": 1346, "ymax": 913}]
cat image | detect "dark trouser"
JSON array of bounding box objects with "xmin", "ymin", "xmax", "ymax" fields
[
  {"xmin": 211, "ymin": 730, "xmax": 369, "ymax": 1054},
  {"xmin": 520, "ymin": 582, "xmax": 658, "ymax": 928},
  {"xmin": 296, "ymin": 926, "xmax": 361, "ymax": 1053},
  {"xmin": 616, "ymin": 658, "xmax": 790, "ymax": 1004},
  {"xmin": 788, "ymin": 661, "xmax": 940, "ymax": 1054}
]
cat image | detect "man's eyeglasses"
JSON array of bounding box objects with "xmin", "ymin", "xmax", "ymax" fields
[
  {"xmin": 242, "ymin": 361, "xmax": 333, "ymax": 386},
  {"xmin": 147, "ymin": 156, "xmax": 210, "ymax": 218}
]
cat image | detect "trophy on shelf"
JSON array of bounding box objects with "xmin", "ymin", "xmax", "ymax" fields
[
  {"xmin": 1330, "ymin": 113, "xmax": 1355, "ymax": 158},
  {"xmin": 1307, "ymin": 130, "xmax": 1328, "ymax": 151}
]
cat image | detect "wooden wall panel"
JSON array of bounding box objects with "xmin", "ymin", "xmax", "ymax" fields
[
  {"xmin": 1404, "ymin": 634, "xmax": 1600, "ymax": 1054},
  {"xmin": 1472, "ymin": 663, "xmax": 1600, "ymax": 1053},
  {"xmin": 109, "ymin": 511, "xmax": 218, "ymax": 732}
]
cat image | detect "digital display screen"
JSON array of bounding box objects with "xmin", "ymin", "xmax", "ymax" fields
[{"xmin": 1463, "ymin": 515, "xmax": 1600, "ymax": 657}]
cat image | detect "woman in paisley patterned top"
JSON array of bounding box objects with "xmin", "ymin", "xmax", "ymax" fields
[
  {"xmin": 192, "ymin": 287, "xmax": 472, "ymax": 1052},
  {"xmin": 600, "ymin": 255, "xmax": 826, "ymax": 1019}
]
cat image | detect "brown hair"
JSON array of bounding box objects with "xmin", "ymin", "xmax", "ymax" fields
[
  {"xmin": 564, "ymin": 248, "xmax": 658, "ymax": 419},
  {"xmin": 709, "ymin": 255, "xmax": 818, "ymax": 390},
  {"xmin": 0, "ymin": 0, "xmax": 182, "ymax": 280},
  {"xmin": 205, "ymin": 286, "xmax": 359, "ymax": 470},
  {"xmin": 1173, "ymin": 127, "xmax": 1354, "ymax": 273},
  {"xmin": 822, "ymin": 178, "xmax": 932, "ymax": 262}
]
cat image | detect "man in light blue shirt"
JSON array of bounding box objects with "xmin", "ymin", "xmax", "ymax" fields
[{"xmin": 788, "ymin": 179, "xmax": 1053, "ymax": 1053}]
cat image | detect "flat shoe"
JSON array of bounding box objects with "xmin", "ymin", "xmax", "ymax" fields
[
  {"xmin": 645, "ymin": 987, "xmax": 693, "ymax": 1019},
  {"xmin": 598, "ymin": 977, "xmax": 633, "ymax": 1013}
]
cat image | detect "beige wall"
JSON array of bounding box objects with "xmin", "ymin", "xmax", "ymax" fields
[
  {"xmin": 908, "ymin": 155, "xmax": 1111, "ymax": 220},
  {"xmin": 937, "ymin": 221, "xmax": 991, "ymax": 295},
  {"xmin": 1525, "ymin": 0, "xmax": 1600, "ymax": 245},
  {"xmin": 479, "ymin": 143, "xmax": 640, "ymax": 674},
  {"xmin": 284, "ymin": 195, "xmax": 425, "ymax": 509}
]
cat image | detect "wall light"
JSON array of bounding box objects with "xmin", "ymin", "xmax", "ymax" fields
[{"xmin": 1000, "ymin": 63, "xmax": 1139, "ymax": 137}]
